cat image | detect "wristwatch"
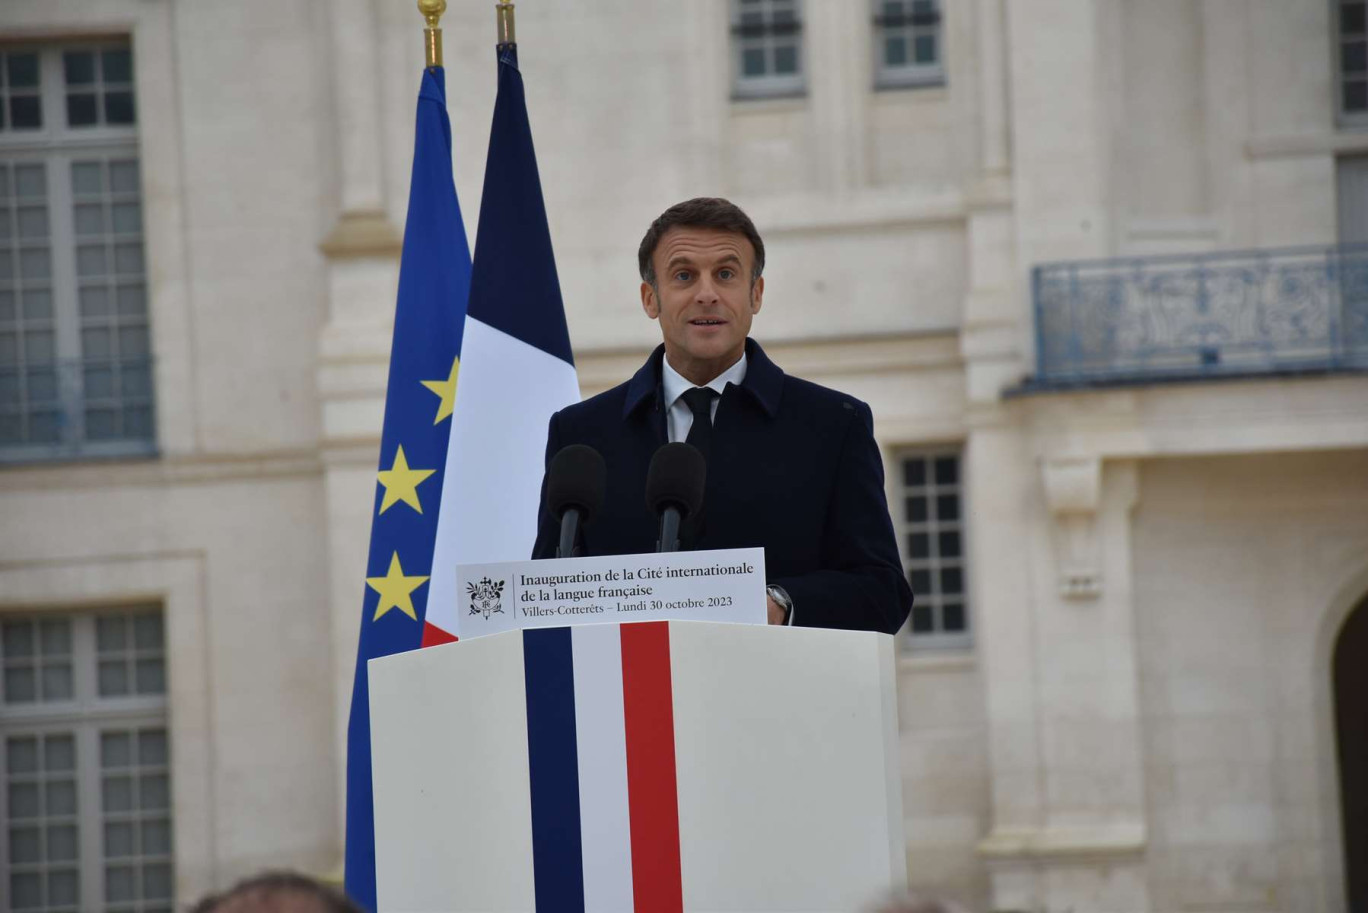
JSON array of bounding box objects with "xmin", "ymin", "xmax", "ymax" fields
[{"xmin": 766, "ymin": 585, "xmax": 793, "ymax": 624}]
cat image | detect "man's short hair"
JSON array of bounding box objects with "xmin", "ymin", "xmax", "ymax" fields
[
  {"xmin": 190, "ymin": 871, "xmax": 363, "ymax": 913},
  {"xmin": 638, "ymin": 197, "xmax": 766, "ymax": 288}
]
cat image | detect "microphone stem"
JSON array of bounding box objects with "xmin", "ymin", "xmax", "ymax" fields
[
  {"xmin": 657, "ymin": 506, "xmax": 682, "ymax": 553},
  {"xmin": 557, "ymin": 510, "xmax": 581, "ymax": 559}
]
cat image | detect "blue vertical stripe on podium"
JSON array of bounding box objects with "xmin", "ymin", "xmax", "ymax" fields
[{"xmin": 522, "ymin": 627, "xmax": 586, "ymax": 911}]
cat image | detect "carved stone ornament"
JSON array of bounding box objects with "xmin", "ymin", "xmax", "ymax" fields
[{"xmin": 1041, "ymin": 457, "xmax": 1102, "ymax": 599}]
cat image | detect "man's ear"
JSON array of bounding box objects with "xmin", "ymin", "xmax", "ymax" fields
[
  {"xmin": 641, "ymin": 281, "xmax": 660, "ymax": 319},
  {"xmin": 750, "ymin": 276, "xmax": 765, "ymax": 315}
]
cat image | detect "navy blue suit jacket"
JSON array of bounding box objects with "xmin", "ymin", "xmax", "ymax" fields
[{"xmin": 531, "ymin": 338, "xmax": 913, "ymax": 634}]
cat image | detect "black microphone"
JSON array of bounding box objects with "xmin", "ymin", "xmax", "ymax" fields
[
  {"xmin": 546, "ymin": 444, "xmax": 607, "ymax": 558},
  {"xmin": 645, "ymin": 442, "xmax": 706, "ymax": 553}
]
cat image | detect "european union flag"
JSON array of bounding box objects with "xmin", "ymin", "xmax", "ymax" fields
[{"xmin": 343, "ymin": 67, "xmax": 472, "ymax": 912}]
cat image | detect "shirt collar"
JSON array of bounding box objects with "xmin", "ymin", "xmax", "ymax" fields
[
  {"xmin": 624, "ymin": 338, "xmax": 784, "ymax": 419},
  {"xmin": 660, "ymin": 352, "xmax": 747, "ymax": 411}
]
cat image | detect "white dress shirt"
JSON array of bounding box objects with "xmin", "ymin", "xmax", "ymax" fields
[{"xmin": 660, "ymin": 352, "xmax": 747, "ymax": 443}]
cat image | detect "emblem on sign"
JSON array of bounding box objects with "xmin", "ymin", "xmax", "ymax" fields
[{"xmin": 466, "ymin": 577, "xmax": 507, "ymax": 620}]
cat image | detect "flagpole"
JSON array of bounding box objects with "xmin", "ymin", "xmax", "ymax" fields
[
  {"xmin": 419, "ymin": 0, "xmax": 445, "ymax": 68},
  {"xmin": 496, "ymin": 0, "xmax": 516, "ymax": 47}
]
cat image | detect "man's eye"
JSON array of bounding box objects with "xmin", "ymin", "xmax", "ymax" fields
[
  {"xmin": 718, "ymin": 268, "xmax": 735, "ymax": 280},
  {"xmin": 674, "ymin": 270, "xmax": 691, "ymax": 282}
]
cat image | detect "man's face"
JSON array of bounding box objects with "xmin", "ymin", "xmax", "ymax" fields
[{"xmin": 640, "ymin": 226, "xmax": 764, "ymax": 383}]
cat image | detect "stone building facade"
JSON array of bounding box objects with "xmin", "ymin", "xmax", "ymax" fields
[{"xmin": 0, "ymin": 1, "xmax": 1366, "ymax": 911}]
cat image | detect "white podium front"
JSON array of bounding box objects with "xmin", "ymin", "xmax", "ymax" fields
[{"xmin": 369, "ymin": 620, "xmax": 906, "ymax": 913}]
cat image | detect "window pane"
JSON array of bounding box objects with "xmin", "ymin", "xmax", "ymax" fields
[
  {"xmin": 105, "ymin": 92, "xmax": 136, "ymax": 125},
  {"xmin": 936, "ymin": 493, "xmax": 960, "ymax": 520},
  {"xmin": 104, "ymin": 821, "xmax": 136, "ymax": 858},
  {"xmin": 1346, "ymin": 3, "xmax": 1367, "ymax": 33},
  {"xmin": 5, "ymin": 666, "xmax": 36, "ymax": 702},
  {"xmin": 16, "ymin": 206, "xmax": 48, "ymax": 239},
  {"xmin": 102, "ymin": 775, "xmax": 133, "ymax": 812},
  {"xmin": 125, "ymin": 406, "xmax": 152, "ymax": 438},
  {"xmin": 27, "ymin": 409, "xmax": 59, "ymax": 442},
  {"xmin": 914, "ymin": 33, "xmax": 937, "ymax": 64},
  {"xmin": 9, "ymin": 96, "xmax": 42, "ymax": 130},
  {"xmin": 85, "ymin": 365, "xmax": 114, "ymax": 398},
  {"xmin": 938, "ymin": 529, "xmax": 961, "ymax": 558},
  {"xmin": 67, "ymin": 93, "xmax": 99, "ymax": 127},
  {"xmin": 114, "ymin": 242, "xmax": 144, "ymax": 275},
  {"xmin": 7, "ymin": 736, "xmax": 38, "ymax": 773},
  {"xmin": 82, "ymin": 327, "xmax": 112, "ymax": 359},
  {"xmin": 1346, "ymin": 80, "xmax": 1368, "ymax": 111},
  {"xmin": 75, "ymin": 203, "xmax": 105, "ymax": 235},
  {"xmin": 143, "ymin": 862, "xmax": 173, "ymax": 899},
  {"xmin": 109, "ymin": 161, "xmax": 139, "ymax": 193},
  {"xmin": 9, "ymin": 825, "xmax": 41, "ymax": 863},
  {"xmin": 46, "ymin": 779, "xmax": 77, "ymax": 815},
  {"xmin": 15, "ymin": 165, "xmax": 45, "ymax": 199},
  {"xmin": 80, "ymin": 286, "xmax": 110, "ymax": 317},
  {"xmin": 902, "ymin": 459, "xmax": 925, "ymax": 487},
  {"xmin": 140, "ymin": 773, "xmax": 170, "ymax": 809},
  {"xmin": 101, "ymin": 731, "xmax": 132, "ymax": 768},
  {"xmin": 45, "ymin": 734, "xmax": 75, "ymax": 771},
  {"xmin": 933, "ymin": 455, "xmax": 958, "ymax": 484},
  {"xmin": 8, "ymin": 781, "xmax": 40, "ymax": 818},
  {"xmin": 940, "ymin": 566, "xmax": 963, "ymax": 595},
  {"xmin": 20, "ymin": 248, "xmax": 51, "ymax": 281},
  {"xmin": 1346, "ymin": 40, "xmax": 1368, "ymax": 74},
  {"xmin": 26, "ymin": 368, "xmax": 56, "ymax": 403},
  {"xmin": 11, "ymin": 870, "xmax": 42, "ymax": 909},
  {"xmin": 136, "ymin": 658, "xmax": 165, "ymax": 694},
  {"xmin": 99, "ymin": 660, "xmax": 129, "ymax": 696},
  {"xmin": 911, "ymin": 604, "xmax": 933, "ymax": 633},
  {"xmin": 742, "ymin": 47, "xmax": 766, "ymax": 76},
  {"xmin": 138, "ymin": 729, "xmax": 168, "ymax": 766},
  {"xmin": 773, "ymin": 44, "xmax": 798, "ymax": 75},
  {"xmin": 22, "ymin": 289, "xmax": 52, "ymax": 321},
  {"xmin": 885, "ymin": 36, "xmax": 908, "ymax": 67},
  {"xmin": 905, "ymin": 496, "xmax": 927, "ymax": 522},
  {"xmin": 105, "ymin": 864, "xmax": 136, "ymax": 902},
  {"xmin": 7, "ymin": 54, "xmax": 39, "ymax": 88},
  {"xmin": 77, "ymin": 245, "xmax": 107, "ymax": 277},
  {"xmin": 48, "ymin": 868, "xmax": 79, "ymax": 905},
  {"xmin": 103, "ymin": 49, "xmax": 134, "ymax": 84},
  {"xmin": 24, "ymin": 329, "xmax": 55, "ymax": 361},
  {"xmin": 64, "ymin": 51, "xmax": 96, "ymax": 85},
  {"xmin": 0, "ymin": 331, "xmax": 15, "ymax": 363},
  {"xmin": 0, "ymin": 290, "xmax": 11, "ymax": 322},
  {"xmin": 97, "ymin": 616, "xmax": 127, "ymax": 650},
  {"xmin": 142, "ymin": 819, "xmax": 171, "ymax": 854},
  {"xmin": 943, "ymin": 602, "xmax": 966, "ymax": 632},
  {"xmin": 111, "ymin": 202, "xmax": 141, "ymax": 234},
  {"xmin": 47, "ymin": 824, "xmax": 78, "ymax": 861},
  {"xmin": 72, "ymin": 162, "xmax": 103, "ymax": 195},
  {"xmin": 86, "ymin": 407, "xmax": 117, "ymax": 440},
  {"xmin": 116, "ymin": 284, "xmax": 146, "ymax": 316},
  {"xmin": 907, "ymin": 532, "xmax": 930, "ymax": 559},
  {"xmin": 910, "ymin": 568, "xmax": 932, "ymax": 594},
  {"xmin": 3, "ymin": 620, "xmax": 35, "ymax": 656},
  {"xmin": 39, "ymin": 619, "xmax": 70, "ymax": 654},
  {"xmin": 119, "ymin": 326, "xmax": 150, "ymax": 359},
  {"xmin": 41, "ymin": 663, "xmax": 73, "ymax": 700}
]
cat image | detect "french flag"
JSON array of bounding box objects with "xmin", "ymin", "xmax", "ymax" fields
[{"xmin": 424, "ymin": 44, "xmax": 580, "ymax": 646}]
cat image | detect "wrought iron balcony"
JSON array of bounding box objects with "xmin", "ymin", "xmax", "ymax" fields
[
  {"xmin": 1027, "ymin": 244, "xmax": 1368, "ymax": 389},
  {"xmin": 0, "ymin": 357, "xmax": 157, "ymax": 463}
]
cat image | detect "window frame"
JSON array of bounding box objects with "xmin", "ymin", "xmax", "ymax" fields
[
  {"xmin": 1338, "ymin": 0, "xmax": 1368, "ymax": 126},
  {"xmin": 0, "ymin": 609, "xmax": 172, "ymax": 913},
  {"xmin": 872, "ymin": 0, "xmax": 946, "ymax": 91},
  {"xmin": 0, "ymin": 40, "xmax": 155, "ymax": 464},
  {"xmin": 731, "ymin": 0, "xmax": 807, "ymax": 100},
  {"xmin": 895, "ymin": 448, "xmax": 971, "ymax": 651}
]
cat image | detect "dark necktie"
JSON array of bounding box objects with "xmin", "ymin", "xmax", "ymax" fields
[{"xmin": 680, "ymin": 386, "xmax": 718, "ymax": 460}]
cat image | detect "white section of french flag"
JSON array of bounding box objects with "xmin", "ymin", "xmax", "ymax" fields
[{"xmin": 424, "ymin": 316, "xmax": 580, "ymax": 642}]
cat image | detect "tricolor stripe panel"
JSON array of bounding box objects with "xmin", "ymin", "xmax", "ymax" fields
[
  {"xmin": 570, "ymin": 624, "xmax": 634, "ymax": 911},
  {"xmin": 522, "ymin": 627, "xmax": 585, "ymax": 912},
  {"xmin": 620, "ymin": 621, "xmax": 684, "ymax": 913}
]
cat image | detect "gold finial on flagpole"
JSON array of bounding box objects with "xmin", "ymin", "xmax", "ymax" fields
[
  {"xmin": 418, "ymin": 0, "xmax": 446, "ymax": 69},
  {"xmin": 496, "ymin": 1, "xmax": 516, "ymax": 47}
]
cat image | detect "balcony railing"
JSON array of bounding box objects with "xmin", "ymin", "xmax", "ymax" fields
[
  {"xmin": 1027, "ymin": 244, "xmax": 1368, "ymax": 389},
  {"xmin": 0, "ymin": 357, "xmax": 157, "ymax": 463}
]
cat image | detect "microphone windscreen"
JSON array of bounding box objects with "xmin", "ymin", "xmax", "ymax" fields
[
  {"xmin": 645, "ymin": 442, "xmax": 707, "ymax": 519},
  {"xmin": 546, "ymin": 444, "xmax": 608, "ymax": 523}
]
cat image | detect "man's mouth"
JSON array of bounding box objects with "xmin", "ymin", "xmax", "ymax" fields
[{"xmin": 690, "ymin": 318, "xmax": 726, "ymax": 326}]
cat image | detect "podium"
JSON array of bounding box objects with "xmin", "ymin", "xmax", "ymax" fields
[{"xmin": 369, "ymin": 620, "xmax": 906, "ymax": 912}]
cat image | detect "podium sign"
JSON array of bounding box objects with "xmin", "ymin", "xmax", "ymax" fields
[
  {"xmin": 370, "ymin": 620, "xmax": 907, "ymax": 913},
  {"xmin": 453, "ymin": 547, "xmax": 767, "ymax": 639}
]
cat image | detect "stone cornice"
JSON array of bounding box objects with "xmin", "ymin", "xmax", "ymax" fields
[
  {"xmin": 978, "ymin": 824, "xmax": 1146, "ymax": 863},
  {"xmin": 319, "ymin": 209, "xmax": 402, "ymax": 260},
  {"xmin": 0, "ymin": 450, "xmax": 323, "ymax": 493}
]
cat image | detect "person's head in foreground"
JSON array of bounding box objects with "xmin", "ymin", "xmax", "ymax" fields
[
  {"xmin": 190, "ymin": 872, "xmax": 362, "ymax": 913},
  {"xmin": 638, "ymin": 196, "xmax": 766, "ymax": 385}
]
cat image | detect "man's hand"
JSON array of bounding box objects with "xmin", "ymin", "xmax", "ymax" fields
[{"xmin": 767, "ymin": 594, "xmax": 787, "ymax": 625}]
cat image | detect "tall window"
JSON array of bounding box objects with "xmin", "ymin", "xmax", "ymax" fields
[
  {"xmin": 898, "ymin": 451, "xmax": 969, "ymax": 648},
  {"xmin": 0, "ymin": 42, "xmax": 154, "ymax": 463},
  {"xmin": 1, "ymin": 609, "xmax": 173, "ymax": 913},
  {"xmin": 874, "ymin": 0, "xmax": 945, "ymax": 89},
  {"xmin": 731, "ymin": 0, "xmax": 805, "ymax": 99},
  {"xmin": 1341, "ymin": 1, "xmax": 1368, "ymax": 124}
]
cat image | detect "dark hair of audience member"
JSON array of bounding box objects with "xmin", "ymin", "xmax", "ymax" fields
[{"xmin": 190, "ymin": 871, "xmax": 363, "ymax": 913}]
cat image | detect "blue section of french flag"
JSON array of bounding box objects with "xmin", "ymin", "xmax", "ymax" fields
[{"xmin": 425, "ymin": 45, "xmax": 580, "ymax": 642}]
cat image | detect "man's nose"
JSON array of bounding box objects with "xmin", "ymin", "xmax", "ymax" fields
[{"xmin": 694, "ymin": 276, "xmax": 720, "ymax": 304}]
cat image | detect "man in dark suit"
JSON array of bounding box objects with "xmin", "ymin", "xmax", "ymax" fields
[{"xmin": 532, "ymin": 198, "xmax": 912, "ymax": 635}]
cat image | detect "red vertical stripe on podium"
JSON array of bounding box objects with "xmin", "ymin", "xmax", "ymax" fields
[{"xmin": 620, "ymin": 621, "xmax": 683, "ymax": 913}]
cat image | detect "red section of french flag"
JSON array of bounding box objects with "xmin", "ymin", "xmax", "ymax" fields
[
  {"xmin": 620, "ymin": 622, "xmax": 684, "ymax": 913},
  {"xmin": 420, "ymin": 622, "xmax": 457, "ymax": 648}
]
